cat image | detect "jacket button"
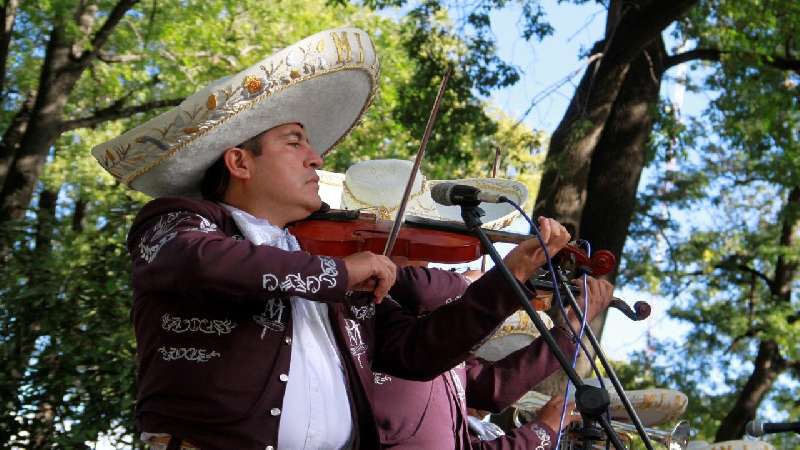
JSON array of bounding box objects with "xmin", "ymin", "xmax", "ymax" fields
[
  {"xmin": 279, "ymin": 373, "xmax": 289, "ymax": 382},
  {"xmin": 270, "ymin": 407, "xmax": 281, "ymax": 416},
  {"xmin": 285, "ymin": 336, "xmax": 292, "ymax": 345},
  {"xmin": 265, "ymin": 446, "xmax": 274, "ymax": 450}
]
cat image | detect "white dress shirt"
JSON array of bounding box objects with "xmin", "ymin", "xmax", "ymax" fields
[{"xmin": 224, "ymin": 205, "xmax": 354, "ymax": 449}]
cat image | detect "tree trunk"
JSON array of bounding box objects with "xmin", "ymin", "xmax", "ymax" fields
[
  {"xmin": 578, "ymin": 38, "xmax": 666, "ymax": 342},
  {"xmin": 0, "ymin": 0, "xmax": 139, "ymax": 243},
  {"xmin": 579, "ymin": 38, "xmax": 665, "ymax": 284},
  {"xmin": 0, "ymin": 0, "xmax": 19, "ymax": 97},
  {"xmin": 715, "ymin": 186, "xmax": 800, "ymax": 438},
  {"xmin": 0, "ymin": 91, "xmax": 35, "ymax": 190},
  {"xmin": 533, "ymin": 41, "xmax": 667, "ymax": 395},
  {"xmin": 0, "ymin": 25, "xmax": 85, "ymax": 227},
  {"xmin": 532, "ymin": 0, "xmax": 698, "ymax": 235},
  {"xmin": 715, "ymin": 339, "xmax": 786, "ymax": 440},
  {"xmin": 533, "ymin": 41, "xmax": 630, "ymax": 236}
]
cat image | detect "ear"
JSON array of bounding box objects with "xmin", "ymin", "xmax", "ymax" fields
[{"xmin": 223, "ymin": 147, "xmax": 252, "ymax": 181}]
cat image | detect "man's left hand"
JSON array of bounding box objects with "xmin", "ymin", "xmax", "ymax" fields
[{"xmin": 567, "ymin": 276, "xmax": 614, "ymax": 327}]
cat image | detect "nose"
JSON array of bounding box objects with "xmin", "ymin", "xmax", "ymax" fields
[{"xmin": 304, "ymin": 145, "xmax": 323, "ymax": 169}]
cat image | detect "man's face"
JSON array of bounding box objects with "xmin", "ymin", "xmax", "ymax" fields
[{"xmin": 247, "ymin": 123, "xmax": 323, "ymax": 221}]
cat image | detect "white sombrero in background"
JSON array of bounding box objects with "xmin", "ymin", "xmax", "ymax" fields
[
  {"xmin": 317, "ymin": 169, "xmax": 346, "ymax": 208},
  {"xmin": 704, "ymin": 441, "xmax": 775, "ymax": 450},
  {"xmin": 473, "ymin": 309, "xmax": 553, "ymax": 362},
  {"xmin": 607, "ymin": 387, "xmax": 688, "ymax": 426},
  {"xmin": 515, "ymin": 385, "xmax": 688, "ymax": 427},
  {"xmin": 340, "ymin": 159, "xmax": 528, "ymax": 230},
  {"xmin": 93, "ymin": 27, "xmax": 379, "ymax": 198}
]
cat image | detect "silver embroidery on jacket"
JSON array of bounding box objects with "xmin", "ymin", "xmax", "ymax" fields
[
  {"xmin": 530, "ymin": 423, "xmax": 552, "ymax": 450},
  {"xmin": 158, "ymin": 346, "xmax": 220, "ymax": 363},
  {"xmin": 344, "ymin": 319, "xmax": 367, "ymax": 368},
  {"xmin": 373, "ymin": 372, "xmax": 392, "ymax": 385},
  {"xmin": 351, "ymin": 304, "xmax": 375, "ymax": 321},
  {"xmin": 449, "ymin": 369, "xmax": 466, "ymax": 403},
  {"xmin": 444, "ymin": 295, "xmax": 462, "ymax": 304},
  {"xmin": 261, "ymin": 256, "xmax": 338, "ymax": 293},
  {"xmin": 161, "ymin": 313, "xmax": 236, "ymax": 335},
  {"xmin": 138, "ymin": 212, "xmax": 218, "ymax": 263},
  {"xmin": 253, "ymin": 298, "xmax": 286, "ymax": 338}
]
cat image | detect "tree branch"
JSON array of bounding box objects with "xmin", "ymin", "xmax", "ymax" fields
[
  {"xmin": 97, "ymin": 51, "xmax": 144, "ymax": 63},
  {"xmin": 605, "ymin": 0, "xmax": 698, "ymax": 66},
  {"xmin": 665, "ymin": 47, "xmax": 800, "ymax": 75},
  {"xmin": 676, "ymin": 261, "xmax": 772, "ymax": 288},
  {"xmin": 81, "ymin": 0, "xmax": 140, "ymax": 64},
  {"xmin": 788, "ymin": 359, "xmax": 800, "ymax": 378},
  {"xmin": 0, "ymin": 0, "xmax": 19, "ymax": 97},
  {"xmin": 665, "ymin": 48, "xmax": 722, "ymax": 69},
  {"xmin": 59, "ymin": 98, "xmax": 181, "ymax": 132}
]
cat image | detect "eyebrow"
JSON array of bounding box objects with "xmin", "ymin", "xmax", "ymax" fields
[{"xmin": 281, "ymin": 130, "xmax": 308, "ymax": 142}]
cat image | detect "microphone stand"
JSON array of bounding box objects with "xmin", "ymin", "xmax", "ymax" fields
[
  {"xmin": 552, "ymin": 264, "xmax": 656, "ymax": 450},
  {"xmin": 458, "ymin": 204, "xmax": 627, "ymax": 450}
]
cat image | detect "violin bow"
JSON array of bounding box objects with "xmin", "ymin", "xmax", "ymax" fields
[
  {"xmin": 382, "ymin": 67, "xmax": 452, "ymax": 257},
  {"xmin": 480, "ymin": 144, "xmax": 502, "ymax": 272}
]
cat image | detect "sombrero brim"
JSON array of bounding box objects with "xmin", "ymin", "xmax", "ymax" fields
[
  {"xmin": 135, "ymin": 70, "xmax": 376, "ymax": 197},
  {"xmin": 92, "ymin": 28, "xmax": 379, "ymax": 198}
]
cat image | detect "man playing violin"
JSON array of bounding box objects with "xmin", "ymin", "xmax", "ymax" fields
[
  {"xmin": 92, "ymin": 28, "xmax": 576, "ymax": 450},
  {"xmin": 375, "ymin": 264, "xmax": 615, "ymax": 449},
  {"xmin": 373, "ymin": 269, "xmax": 613, "ymax": 449},
  {"xmin": 333, "ymin": 159, "xmax": 616, "ymax": 448}
]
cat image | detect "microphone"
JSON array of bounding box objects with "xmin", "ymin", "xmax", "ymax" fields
[
  {"xmin": 746, "ymin": 419, "xmax": 800, "ymax": 436},
  {"xmin": 430, "ymin": 182, "xmax": 507, "ymax": 206}
]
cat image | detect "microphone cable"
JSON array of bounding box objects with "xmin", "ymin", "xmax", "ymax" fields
[{"xmin": 499, "ymin": 198, "xmax": 609, "ymax": 447}]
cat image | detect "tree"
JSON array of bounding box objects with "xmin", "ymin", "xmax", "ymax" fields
[{"xmin": 622, "ymin": 0, "xmax": 800, "ymax": 440}]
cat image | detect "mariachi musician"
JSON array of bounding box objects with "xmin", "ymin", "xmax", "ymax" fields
[
  {"xmin": 92, "ymin": 27, "xmax": 579, "ymax": 449},
  {"xmin": 334, "ymin": 159, "xmax": 615, "ymax": 449}
]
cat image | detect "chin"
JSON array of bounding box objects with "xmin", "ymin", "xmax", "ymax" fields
[{"xmin": 299, "ymin": 196, "xmax": 322, "ymax": 216}]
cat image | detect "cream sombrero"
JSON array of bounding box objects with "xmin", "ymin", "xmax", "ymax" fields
[
  {"xmin": 515, "ymin": 384, "xmax": 689, "ymax": 427},
  {"xmin": 473, "ymin": 309, "xmax": 554, "ymax": 362},
  {"xmin": 339, "ymin": 159, "xmax": 528, "ymax": 230},
  {"xmin": 706, "ymin": 441, "xmax": 775, "ymax": 450},
  {"xmin": 93, "ymin": 28, "xmax": 379, "ymax": 197}
]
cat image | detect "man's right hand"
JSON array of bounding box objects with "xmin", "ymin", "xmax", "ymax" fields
[
  {"xmin": 342, "ymin": 251, "xmax": 397, "ymax": 303},
  {"xmin": 536, "ymin": 394, "xmax": 580, "ymax": 432},
  {"xmin": 503, "ymin": 216, "xmax": 571, "ymax": 283}
]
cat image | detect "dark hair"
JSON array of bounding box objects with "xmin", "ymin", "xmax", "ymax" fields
[{"xmin": 200, "ymin": 132, "xmax": 264, "ymax": 201}]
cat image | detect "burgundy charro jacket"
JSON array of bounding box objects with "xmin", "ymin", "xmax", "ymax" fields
[
  {"xmin": 127, "ymin": 197, "xmax": 533, "ymax": 450},
  {"xmin": 374, "ymin": 271, "xmax": 576, "ymax": 449}
]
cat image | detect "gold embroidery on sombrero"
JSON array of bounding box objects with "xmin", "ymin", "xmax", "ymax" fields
[
  {"xmin": 341, "ymin": 176, "xmax": 438, "ymax": 220},
  {"xmin": 96, "ymin": 29, "xmax": 380, "ymax": 188}
]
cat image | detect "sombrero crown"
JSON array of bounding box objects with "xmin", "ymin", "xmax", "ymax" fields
[
  {"xmin": 92, "ymin": 27, "xmax": 379, "ymax": 198},
  {"xmin": 340, "ymin": 159, "xmax": 529, "ymax": 231}
]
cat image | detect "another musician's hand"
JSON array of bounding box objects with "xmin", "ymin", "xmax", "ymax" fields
[
  {"xmin": 569, "ymin": 276, "xmax": 614, "ymax": 326},
  {"xmin": 536, "ymin": 394, "xmax": 579, "ymax": 433},
  {"xmin": 343, "ymin": 251, "xmax": 397, "ymax": 303},
  {"xmin": 461, "ymin": 269, "xmax": 484, "ymax": 283},
  {"xmin": 503, "ymin": 217, "xmax": 570, "ymax": 282}
]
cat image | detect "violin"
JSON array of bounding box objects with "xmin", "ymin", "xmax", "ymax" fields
[{"xmin": 287, "ymin": 208, "xmax": 616, "ymax": 275}]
